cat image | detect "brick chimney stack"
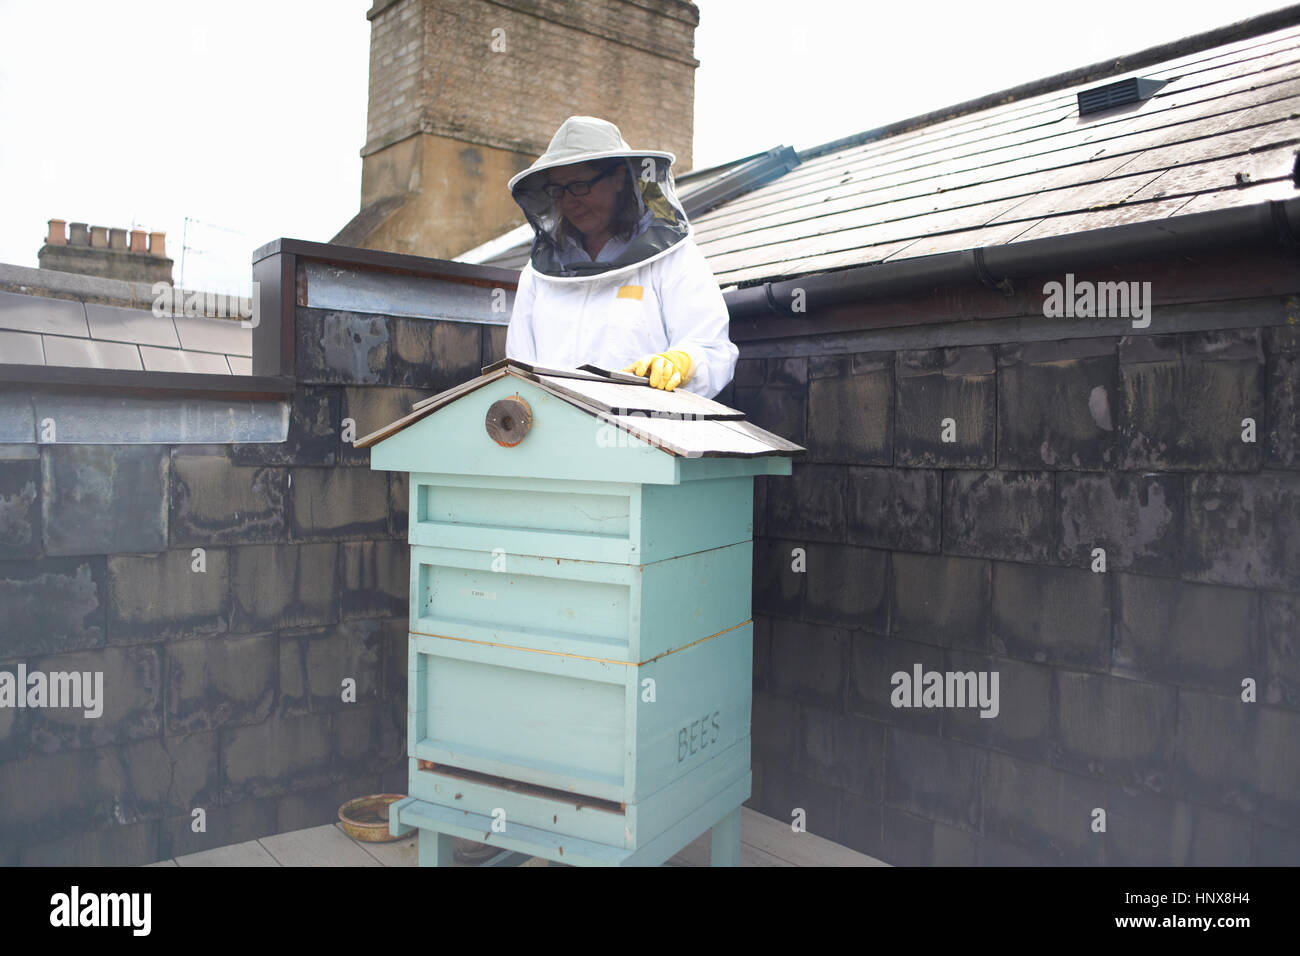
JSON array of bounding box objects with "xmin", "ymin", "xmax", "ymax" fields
[
  {"xmin": 333, "ymin": 0, "xmax": 700, "ymax": 259},
  {"xmin": 39, "ymin": 219, "xmax": 174, "ymax": 284}
]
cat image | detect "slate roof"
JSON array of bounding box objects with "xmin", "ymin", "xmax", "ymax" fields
[
  {"xmin": 0, "ymin": 266, "xmax": 252, "ymax": 375},
  {"xmin": 458, "ymin": 20, "xmax": 1300, "ymax": 288},
  {"xmin": 355, "ymin": 358, "xmax": 805, "ymax": 458}
]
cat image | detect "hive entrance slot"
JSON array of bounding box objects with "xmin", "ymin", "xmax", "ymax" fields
[{"xmin": 417, "ymin": 759, "xmax": 626, "ymax": 814}]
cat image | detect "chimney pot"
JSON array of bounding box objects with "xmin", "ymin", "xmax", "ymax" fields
[
  {"xmin": 109, "ymin": 228, "xmax": 128, "ymax": 250},
  {"xmin": 46, "ymin": 219, "xmax": 67, "ymax": 245},
  {"xmin": 148, "ymin": 231, "xmax": 167, "ymax": 257},
  {"xmin": 68, "ymin": 222, "xmax": 89, "ymax": 246},
  {"xmin": 90, "ymin": 226, "xmax": 109, "ymax": 249},
  {"xmin": 129, "ymin": 229, "xmax": 147, "ymax": 253}
]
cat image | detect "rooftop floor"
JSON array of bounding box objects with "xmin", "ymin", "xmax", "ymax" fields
[{"xmin": 145, "ymin": 807, "xmax": 886, "ymax": 867}]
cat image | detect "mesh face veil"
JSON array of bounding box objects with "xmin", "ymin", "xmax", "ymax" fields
[{"xmin": 511, "ymin": 153, "xmax": 692, "ymax": 281}]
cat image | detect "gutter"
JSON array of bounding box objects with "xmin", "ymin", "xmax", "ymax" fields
[{"xmin": 724, "ymin": 196, "xmax": 1300, "ymax": 319}]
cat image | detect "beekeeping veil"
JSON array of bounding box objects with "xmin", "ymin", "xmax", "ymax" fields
[{"xmin": 508, "ymin": 116, "xmax": 692, "ymax": 281}]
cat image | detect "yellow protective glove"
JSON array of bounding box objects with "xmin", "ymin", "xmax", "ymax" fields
[{"xmin": 623, "ymin": 350, "xmax": 695, "ymax": 391}]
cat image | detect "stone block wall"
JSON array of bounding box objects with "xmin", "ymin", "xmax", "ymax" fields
[
  {"xmin": 730, "ymin": 313, "xmax": 1300, "ymax": 866},
  {"xmin": 0, "ymin": 308, "xmax": 507, "ymax": 865},
  {"xmin": 4, "ymin": 277, "xmax": 1297, "ymax": 867}
]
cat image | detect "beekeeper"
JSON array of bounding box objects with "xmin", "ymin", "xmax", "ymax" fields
[{"xmin": 505, "ymin": 116, "xmax": 738, "ymax": 398}]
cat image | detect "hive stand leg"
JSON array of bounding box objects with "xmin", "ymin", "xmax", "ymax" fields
[
  {"xmin": 709, "ymin": 806, "xmax": 742, "ymax": 867},
  {"xmin": 418, "ymin": 828, "xmax": 455, "ymax": 867}
]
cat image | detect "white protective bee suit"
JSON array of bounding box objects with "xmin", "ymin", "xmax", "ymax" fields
[{"xmin": 504, "ymin": 116, "xmax": 738, "ymax": 399}]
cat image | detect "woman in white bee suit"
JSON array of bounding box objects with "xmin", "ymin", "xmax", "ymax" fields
[{"xmin": 505, "ymin": 116, "xmax": 738, "ymax": 398}]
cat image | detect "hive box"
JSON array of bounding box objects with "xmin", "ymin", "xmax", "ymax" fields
[{"xmin": 359, "ymin": 359, "xmax": 802, "ymax": 866}]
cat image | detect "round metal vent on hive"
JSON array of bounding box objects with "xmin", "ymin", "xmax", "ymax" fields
[{"xmin": 485, "ymin": 396, "xmax": 532, "ymax": 447}]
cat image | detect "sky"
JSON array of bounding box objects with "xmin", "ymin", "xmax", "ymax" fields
[{"xmin": 0, "ymin": 0, "xmax": 1292, "ymax": 292}]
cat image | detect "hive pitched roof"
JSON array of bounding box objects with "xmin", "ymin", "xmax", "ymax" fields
[{"xmin": 355, "ymin": 358, "xmax": 805, "ymax": 458}]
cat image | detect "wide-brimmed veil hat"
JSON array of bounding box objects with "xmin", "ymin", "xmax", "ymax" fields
[{"xmin": 509, "ymin": 116, "xmax": 692, "ymax": 281}]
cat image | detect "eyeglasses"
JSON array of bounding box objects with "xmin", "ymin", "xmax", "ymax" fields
[{"xmin": 540, "ymin": 166, "xmax": 616, "ymax": 200}]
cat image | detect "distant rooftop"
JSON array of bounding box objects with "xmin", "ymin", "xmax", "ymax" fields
[{"xmin": 38, "ymin": 219, "xmax": 174, "ymax": 286}]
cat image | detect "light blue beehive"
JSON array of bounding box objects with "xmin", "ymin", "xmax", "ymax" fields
[{"xmin": 358, "ymin": 359, "xmax": 802, "ymax": 866}]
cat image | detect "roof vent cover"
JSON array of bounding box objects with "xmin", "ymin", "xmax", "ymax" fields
[{"xmin": 1078, "ymin": 77, "xmax": 1165, "ymax": 116}]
